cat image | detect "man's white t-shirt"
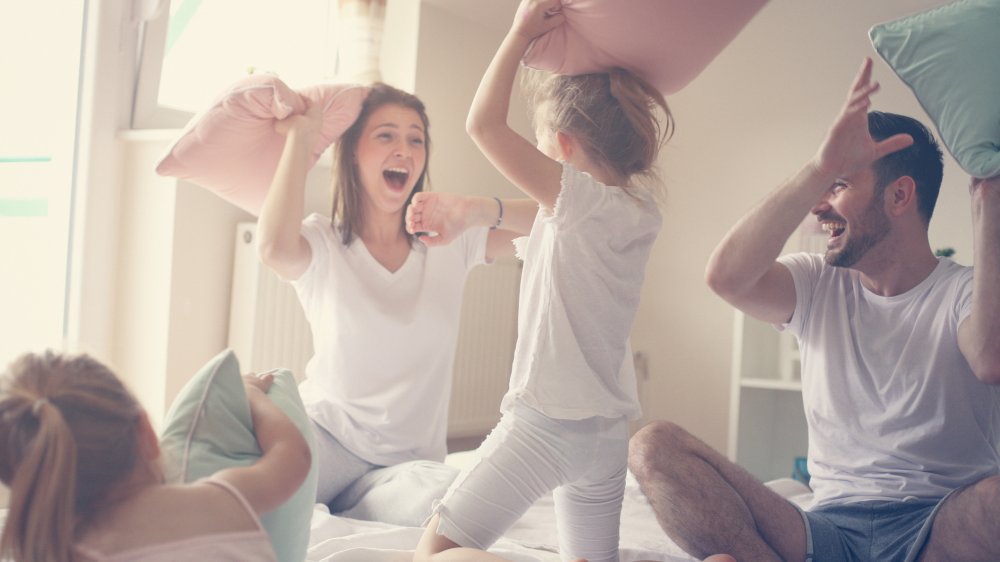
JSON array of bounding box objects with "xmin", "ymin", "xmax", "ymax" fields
[
  {"xmin": 779, "ymin": 253, "xmax": 1000, "ymax": 508},
  {"xmin": 292, "ymin": 213, "xmax": 487, "ymax": 466},
  {"xmin": 502, "ymin": 163, "xmax": 662, "ymax": 421}
]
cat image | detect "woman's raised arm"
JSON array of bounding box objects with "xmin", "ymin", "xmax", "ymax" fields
[{"xmin": 256, "ymin": 102, "xmax": 323, "ymax": 281}]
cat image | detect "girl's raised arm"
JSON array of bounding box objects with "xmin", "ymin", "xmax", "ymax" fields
[
  {"xmin": 213, "ymin": 373, "xmax": 311, "ymax": 515},
  {"xmin": 466, "ymin": 0, "xmax": 565, "ymax": 210}
]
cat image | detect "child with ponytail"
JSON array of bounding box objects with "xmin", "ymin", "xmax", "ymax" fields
[
  {"xmin": 0, "ymin": 351, "xmax": 309, "ymax": 562},
  {"xmin": 409, "ymin": 1, "xmax": 674, "ymax": 560}
]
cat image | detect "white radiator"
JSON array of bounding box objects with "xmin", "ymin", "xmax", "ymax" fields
[
  {"xmin": 228, "ymin": 223, "xmax": 314, "ymax": 382},
  {"xmin": 448, "ymin": 258, "xmax": 521, "ymax": 438},
  {"xmin": 228, "ymin": 222, "xmax": 521, "ymax": 439}
]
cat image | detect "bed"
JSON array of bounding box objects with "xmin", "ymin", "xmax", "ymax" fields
[
  {"xmin": 302, "ymin": 451, "xmax": 814, "ymax": 562},
  {"xmin": 0, "ymin": 457, "xmax": 811, "ymax": 562},
  {"xmin": 305, "ymin": 471, "xmax": 687, "ymax": 562}
]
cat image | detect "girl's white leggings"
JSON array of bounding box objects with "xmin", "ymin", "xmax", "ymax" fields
[{"xmin": 431, "ymin": 401, "xmax": 629, "ymax": 562}]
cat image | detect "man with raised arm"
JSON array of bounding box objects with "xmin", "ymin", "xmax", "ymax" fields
[{"xmin": 629, "ymin": 58, "xmax": 1000, "ymax": 562}]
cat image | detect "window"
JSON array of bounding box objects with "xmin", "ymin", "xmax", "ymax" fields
[
  {"xmin": 0, "ymin": 2, "xmax": 86, "ymax": 363},
  {"xmin": 132, "ymin": 0, "xmax": 416, "ymax": 129},
  {"xmin": 134, "ymin": 0, "xmax": 339, "ymax": 128}
]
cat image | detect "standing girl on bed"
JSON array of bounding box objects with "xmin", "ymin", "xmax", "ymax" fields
[
  {"xmin": 0, "ymin": 350, "xmax": 309, "ymax": 562},
  {"xmin": 409, "ymin": 1, "xmax": 672, "ymax": 561},
  {"xmin": 258, "ymin": 83, "xmax": 527, "ymax": 525}
]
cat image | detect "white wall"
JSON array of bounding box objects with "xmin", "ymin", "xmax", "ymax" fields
[
  {"xmin": 414, "ymin": 2, "xmax": 531, "ymax": 201},
  {"xmin": 111, "ymin": 131, "xmax": 255, "ymax": 424}
]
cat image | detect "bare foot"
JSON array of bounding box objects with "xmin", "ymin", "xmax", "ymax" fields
[{"xmin": 703, "ymin": 555, "xmax": 737, "ymax": 562}]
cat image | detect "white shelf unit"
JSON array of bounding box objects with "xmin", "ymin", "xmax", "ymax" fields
[{"xmin": 727, "ymin": 311, "xmax": 808, "ymax": 482}]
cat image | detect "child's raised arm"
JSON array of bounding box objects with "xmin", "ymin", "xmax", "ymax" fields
[
  {"xmin": 466, "ymin": 0, "xmax": 565, "ymax": 210},
  {"xmin": 214, "ymin": 373, "xmax": 312, "ymax": 515}
]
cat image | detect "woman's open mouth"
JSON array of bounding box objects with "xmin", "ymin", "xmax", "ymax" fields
[{"xmin": 383, "ymin": 167, "xmax": 410, "ymax": 191}]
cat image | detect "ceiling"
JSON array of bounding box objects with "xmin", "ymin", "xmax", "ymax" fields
[{"xmin": 421, "ymin": 0, "xmax": 519, "ymax": 31}]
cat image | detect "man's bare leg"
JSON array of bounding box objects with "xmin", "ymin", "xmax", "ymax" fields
[
  {"xmin": 629, "ymin": 421, "xmax": 807, "ymax": 562},
  {"xmin": 917, "ymin": 475, "xmax": 1000, "ymax": 561}
]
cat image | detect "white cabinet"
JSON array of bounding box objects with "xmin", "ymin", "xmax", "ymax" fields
[{"xmin": 727, "ymin": 311, "xmax": 808, "ymax": 482}]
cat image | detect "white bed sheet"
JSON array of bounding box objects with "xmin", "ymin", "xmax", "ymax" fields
[
  {"xmin": 0, "ymin": 476, "xmax": 685, "ymax": 562},
  {"xmin": 0, "ymin": 466, "xmax": 811, "ymax": 562},
  {"xmin": 306, "ymin": 471, "xmax": 697, "ymax": 562},
  {"xmin": 305, "ymin": 449, "xmax": 815, "ymax": 562}
]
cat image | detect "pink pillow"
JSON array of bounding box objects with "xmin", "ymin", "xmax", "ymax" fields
[
  {"xmin": 156, "ymin": 74, "xmax": 370, "ymax": 215},
  {"xmin": 523, "ymin": 0, "xmax": 769, "ymax": 95}
]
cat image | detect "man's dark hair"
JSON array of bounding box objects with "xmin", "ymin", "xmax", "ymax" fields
[{"xmin": 868, "ymin": 111, "xmax": 944, "ymax": 224}]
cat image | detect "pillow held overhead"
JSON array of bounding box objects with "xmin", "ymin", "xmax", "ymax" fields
[
  {"xmin": 870, "ymin": 0, "xmax": 1000, "ymax": 179},
  {"xmin": 156, "ymin": 74, "xmax": 370, "ymax": 215},
  {"xmin": 522, "ymin": 0, "xmax": 770, "ymax": 96}
]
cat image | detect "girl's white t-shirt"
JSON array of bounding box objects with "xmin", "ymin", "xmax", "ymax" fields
[
  {"xmin": 293, "ymin": 213, "xmax": 487, "ymax": 466},
  {"xmin": 502, "ymin": 163, "xmax": 662, "ymax": 420},
  {"xmin": 780, "ymin": 253, "xmax": 1000, "ymax": 507}
]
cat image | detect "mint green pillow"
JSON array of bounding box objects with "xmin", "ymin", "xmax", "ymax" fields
[
  {"xmin": 870, "ymin": 0, "xmax": 1000, "ymax": 178},
  {"xmin": 159, "ymin": 349, "xmax": 318, "ymax": 562}
]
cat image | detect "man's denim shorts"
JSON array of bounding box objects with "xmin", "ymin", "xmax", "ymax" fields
[{"xmin": 796, "ymin": 496, "xmax": 946, "ymax": 562}]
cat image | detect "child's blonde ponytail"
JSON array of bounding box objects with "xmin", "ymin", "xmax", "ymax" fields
[
  {"xmin": 0, "ymin": 351, "xmax": 146, "ymax": 562},
  {"xmin": 607, "ymin": 67, "xmax": 673, "ymax": 177},
  {"xmin": 1, "ymin": 396, "xmax": 78, "ymax": 562},
  {"xmin": 523, "ymin": 67, "xmax": 674, "ymax": 184}
]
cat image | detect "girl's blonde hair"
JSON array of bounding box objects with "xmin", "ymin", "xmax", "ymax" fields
[
  {"xmin": 523, "ymin": 67, "xmax": 673, "ymax": 186},
  {"xmin": 0, "ymin": 351, "xmax": 145, "ymax": 562},
  {"xmin": 331, "ymin": 83, "xmax": 432, "ymax": 245}
]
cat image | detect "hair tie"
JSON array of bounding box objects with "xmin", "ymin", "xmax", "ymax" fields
[{"xmin": 31, "ymin": 398, "xmax": 49, "ymax": 416}]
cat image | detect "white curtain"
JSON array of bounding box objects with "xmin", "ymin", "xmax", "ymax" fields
[{"xmin": 337, "ymin": 0, "xmax": 387, "ymax": 83}]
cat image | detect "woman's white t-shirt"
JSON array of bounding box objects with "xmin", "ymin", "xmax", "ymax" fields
[{"xmin": 293, "ymin": 213, "xmax": 487, "ymax": 466}]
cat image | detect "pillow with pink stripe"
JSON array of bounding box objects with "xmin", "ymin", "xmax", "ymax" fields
[
  {"xmin": 156, "ymin": 74, "xmax": 370, "ymax": 215},
  {"xmin": 159, "ymin": 349, "xmax": 317, "ymax": 562}
]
